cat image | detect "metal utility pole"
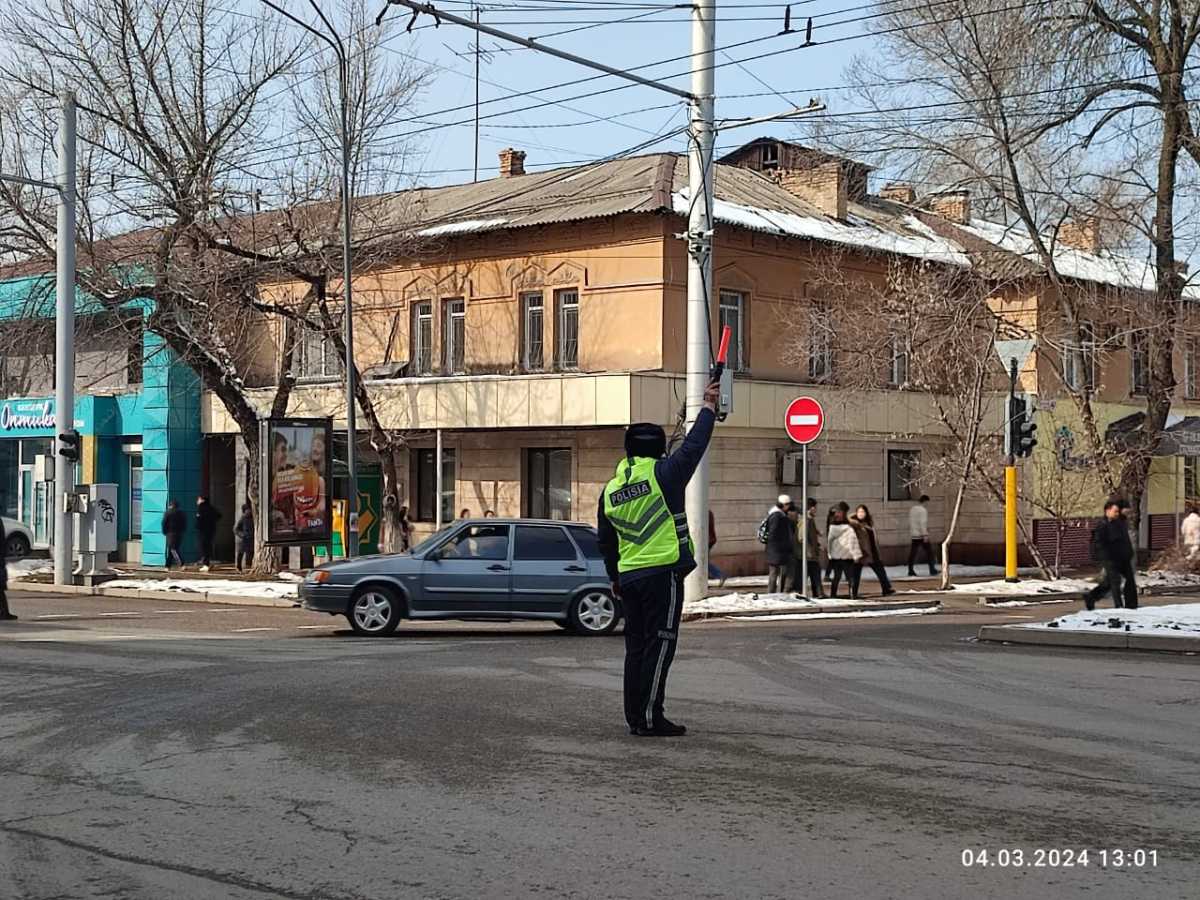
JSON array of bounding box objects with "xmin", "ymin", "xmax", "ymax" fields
[
  {"xmin": 261, "ymin": 0, "xmax": 359, "ymax": 556},
  {"xmin": 55, "ymin": 93, "xmax": 77, "ymax": 587},
  {"xmin": 0, "ymin": 94, "xmax": 77, "ymax": 586},
  {"xmin": 1005, "ymin": 357, "xmax": 1018, "ymax": 583},
  {"xmin": 682, "ymin": 0, "xmax": 716, "ymax": 605},
  {"xmin": 473, "ymin": 4, "xmax": 481, "ymax": 183}
]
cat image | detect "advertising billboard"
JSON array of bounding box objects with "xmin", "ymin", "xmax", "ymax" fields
[{"xmin": 260, "ymin": 417, "xmax": 333, "ymax": 546}]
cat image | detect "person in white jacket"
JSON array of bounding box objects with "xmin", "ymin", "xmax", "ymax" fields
[
  {"xmin": 827, "ymin": 508, "xmax": 863, "ymax": 599},
  {"xmin": 907, "ymin": 494, "xmax": 938, "ymax": 576},
  {"xmin": 1182, "ymin": 507, "xmax": 1200, "ymax": 559}
]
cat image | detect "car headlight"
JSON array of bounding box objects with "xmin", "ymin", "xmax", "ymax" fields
[{"xmin": 306, "ymin": 570, "xmax": 331, "ymax": 584}]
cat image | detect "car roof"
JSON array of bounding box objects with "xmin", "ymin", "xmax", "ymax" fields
[{"xmin": 457, "ymin": 518, "xmax": 593, "ymax": 528}]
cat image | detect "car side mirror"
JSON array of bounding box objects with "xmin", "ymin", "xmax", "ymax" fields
[{"xmin": 426, "ymin": 548, "xmax": 442, "ymax": 561}]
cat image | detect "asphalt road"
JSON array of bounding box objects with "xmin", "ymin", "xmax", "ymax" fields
[{"xmin": 1, "ymin": 590, "xmax": 1197, "ymax": 900}]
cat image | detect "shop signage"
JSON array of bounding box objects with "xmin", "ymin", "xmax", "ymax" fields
[{"xmin": 0, "ymin": 399, "xmax": 55, "ymax": 433}]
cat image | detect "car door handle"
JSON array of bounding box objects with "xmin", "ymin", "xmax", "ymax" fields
[
  {"xmin": 488, "ymin": 564, "xmax": 509, "ymax": 571},
  {"xmin": 564, "ymin": 565, "xmax": 586, "ymax": 572}
]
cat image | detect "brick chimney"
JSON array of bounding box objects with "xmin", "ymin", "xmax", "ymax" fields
[
  {"xmin": 879, "ymin": 182, "xmax": 916, "ymax": 204},
  {"xmin": 930, "ymin": 190, "xmax": 970, "ymax": 224},
  {"xmin": 498, "ymin": 148, "xmax": 526, "ymax": 178},
  {"xmin": 1058, "ymin": 218, "xmax": 1102, "ymax": 253},
  {"xmin": 776, "ymin": 162, "xmax": 847, "ymax": 219}
]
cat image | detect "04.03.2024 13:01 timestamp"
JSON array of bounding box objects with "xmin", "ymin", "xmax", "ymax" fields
[{"xmin": 961, "ymin": 848, "xmax": 1159, "ymax": 868}]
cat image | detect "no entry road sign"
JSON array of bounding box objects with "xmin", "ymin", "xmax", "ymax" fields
[{"xmin": 784, "ymin": 396, "xmax": 824, "ymax": 445}]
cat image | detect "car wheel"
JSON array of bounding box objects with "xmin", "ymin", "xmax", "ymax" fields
[
  {"xmin": 5, "ymin": 532, "xmax": 30, "ymax": 560},
  {"xmin": 347, "ymin": 586, "xmax": 402, "ymax": 636},
  {"xmin": 568, "ymin": 589, "xmax": 619, "ymax": 636}
]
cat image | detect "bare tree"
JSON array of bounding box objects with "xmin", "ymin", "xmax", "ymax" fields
[
  {"xmin": 0, "ymin": 0, "xmax": 430, "ymax": 568},
  {"xmin": 808, "ymin": 0, "xmax": 1200, "ymax": 532}
]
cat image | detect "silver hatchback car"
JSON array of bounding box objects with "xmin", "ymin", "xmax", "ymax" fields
[{"xmin": 299, "ymin": 518, "xmax": 620, "ymax": 636}]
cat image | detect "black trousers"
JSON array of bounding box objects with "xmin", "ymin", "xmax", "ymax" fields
[
  {"xmin": 1088, "ymin": 559, "xmax": 1139, "ymax": 609},
  {"xmin": 621, "ymin": 570, "xmax": 685, "ymax": 731},
  {"xmin": 199, "ymin": 533, "xmax": 215, "ymax": 566},
  {"xmin": 766, "ymin": 564, "xmax": 789, "ymax": 594},
  {"xmin": 789, "ymin": 558, "xmax": 823, "ymax": 597},
  {"xmin": 907, "ymin": 539, "xmax": 937, "ymax": 574},
  {"xmin": 0, "ymin": 576, "xmax": 11, "ymax": 618},
  {"xmin": 829, "ymin": 559, "xmax": 859, "ymax": 598},
  {"xmin": 165, "ymin": 535, "xmax": 183, "ymax": 568},
  {"xmin": 236, "ymin": 540, "xmax": 253, "ymax": 571},
  {"xmin": 866, "ymin": 560, "xmax": 893, "ymax": 594}
]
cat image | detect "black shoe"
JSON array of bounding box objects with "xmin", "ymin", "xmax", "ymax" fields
[
  {"xmin": 0, "ymin": 612, "xmax": 17, "ymax": 621},
  {"xmin": 631, "ymin": 720, "xmax": 687, "ymax": 737},
  {"xmin": 907, "ymin": 570, "xmax": 916, "ymax": 577},
  {"xmin": 881, "ymin": 588, "xmax": 896, "ymax": 596}
]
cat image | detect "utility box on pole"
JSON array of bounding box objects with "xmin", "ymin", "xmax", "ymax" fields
[{"xmin": 73, "ymin": 483, "xmax": 118, "ymax": 585}]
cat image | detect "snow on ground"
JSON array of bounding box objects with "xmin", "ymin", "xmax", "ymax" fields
[
  {"xmin": 686, "ymin": 591, "xmax": 908, "ymax": 616},
  {"xmin": 1019, "ymin": 603, "xmax": 1200, "ymax": 636},
  {"xmin": 742, "ymin": 607, "xmax": 942, "ymax": 622},
  {"xmin": 1140, "ymin": 570, "xmax": 1200, "ymax": 590},
  {"xmin": 986, "ymin": 598, "xmax": 1075, "ymax": 608},
  {"xmin": 101, "ymin": 578, "xmax": 299, "ymax": 600},
  {"xmin": 946, "ymin": 578, "xmax": 1094, "ymax": 596},
  {"xmin": 7, "ymin": 559, "xmax": 53, "ymax": 579},
  {"xmin": 709, "ymin": 565, "xmax": 1039, "ymax": 589}
]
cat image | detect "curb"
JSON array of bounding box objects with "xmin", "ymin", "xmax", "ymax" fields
[
  {"xmin": 977, "ymin": 624, "xmax": 1200, "ymax": 653},
  {"xmin": 979, "ymin": 592, "xmax": 1084, "ymax": 607},
  {"xmin": 12, "ymin": 580, "xmax": 298, "ymax": 609},
  {"xmin": 684, "ymin": 598, "xmax": 941, "ymax": 622}
]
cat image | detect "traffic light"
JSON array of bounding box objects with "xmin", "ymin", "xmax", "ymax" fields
[
  {"xmin": 1016, "ymin": 400, "xmax": 1038, "ymax": 458},
  {"xmin": 58, "ymin": 430, "xmax": 81, "ymax": 462}
]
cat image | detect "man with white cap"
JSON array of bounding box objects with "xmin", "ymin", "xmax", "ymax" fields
[{"xmin": 764, "ymin": 493, "xmax": 794, "ymax": 593}]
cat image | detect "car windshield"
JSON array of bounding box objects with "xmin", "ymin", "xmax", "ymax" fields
[{"xmin": 408, "ymin": 530, "xmax": 446, "ymax": 556}]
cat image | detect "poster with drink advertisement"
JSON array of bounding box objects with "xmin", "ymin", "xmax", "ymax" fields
[{"xmin": 260, "ymin": 417, "xmax": 332, "ymax": 546}]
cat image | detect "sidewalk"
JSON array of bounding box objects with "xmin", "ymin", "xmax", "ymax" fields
[{"xmin": 979, "ymin": 603, "xmax": 1200, "ymax": 653}]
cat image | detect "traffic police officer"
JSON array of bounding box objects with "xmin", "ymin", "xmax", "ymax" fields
[{"xmin": 598, "ymin": 380, "xmax": 719, "ymax": 737}]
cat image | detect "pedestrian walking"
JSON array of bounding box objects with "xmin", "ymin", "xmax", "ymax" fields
[
  {"xmin": 854, "ymin": 505, "xmax": 895, "ymax": 596},
  {"xmin": 1182, "ymin": 505, "xmax": 1200, "ymax": 560},
  {"xmin": 1086, "ymin": 498, "xmax": 1139, "ymax": 610},
  {"xmin": 707, "ymin": 508, "xmax": 726, "ymax": 587},
  {"xmin": 398, "ymin": 505, "xmax": 414, "ymax": 551},
  {"xmin": 763, "ymin": 494, "xmax": 793, "ymax": 593},
  {"xmin": 233, "ymin": 503, "xmax": 255, "ymax": 572},
  {"xmin": 162, "ymin": 500, "xmax": 186, "ymax": 569},
  {"xmin": 827, "ymin": 507, "xmax": 863, "ymax": 599},
  {"xmin": 195, "ymin": 496, "xmax": 221, "ymax": 571},
  {"xmin": 597, "ymin": 378, "xmax": 719, "ymax": 738},
  {"xmin": 0, "ymin": 517, "xmax": 16, "ymax": 621},
  {"xmin": 907, "ymin": 494, "xmax": 938, "ymax": 576}
]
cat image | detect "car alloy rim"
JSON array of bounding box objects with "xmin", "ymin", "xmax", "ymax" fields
[
  {"xmin": 577, "ymin": 591, "xmax": 615, "ymax": 631},
  {"xmin": 353, "ymin": 592, "xmax": 392, "ymax": 632}
]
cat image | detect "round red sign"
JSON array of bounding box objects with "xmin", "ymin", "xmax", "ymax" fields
[{"xmin": 784, "ymin": 396, "xmax": 825, "ymax": 444}]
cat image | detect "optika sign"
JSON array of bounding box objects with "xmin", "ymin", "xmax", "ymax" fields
[{"xmin": 0, "ymin": 400, "xmax": 55, "ymax": 432}]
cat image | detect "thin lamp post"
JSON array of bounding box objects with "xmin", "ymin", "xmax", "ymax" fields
[{"xmin": 261, "ymin": 0, "xmax": 359, "ymax": 556}]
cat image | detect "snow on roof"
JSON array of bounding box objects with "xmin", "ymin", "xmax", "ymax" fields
[
  {"xmin": 673, "ymin": 190, "xmax": 971, "ymax": 266},
  {"xmin": 959, "ymin": 218, "xmax": 1200, "ymax": 299},
  {"xmin": 416, "ymin": 217, "xmax": 509, "ymax": 237}
]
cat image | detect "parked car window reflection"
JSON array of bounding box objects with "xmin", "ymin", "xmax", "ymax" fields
[
  {"xmin": 440, "ymin": 524, "xmax": 509, "ymax": 560},
  {"xmin": 567, "ymin": 526, "xmax": 604, "ymax": 559}
]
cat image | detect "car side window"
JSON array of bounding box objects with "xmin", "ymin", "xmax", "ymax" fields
[
  {"xmin": 567, "ymin": 527, "xmax": 604, "ymax": 560},
  {"xmin": 439, "ymin": 524, "xmax": 510, "ymax": 561},
  {"xmin": 514, "ymin": 525, "xmax": 578, "ymax": 561}
]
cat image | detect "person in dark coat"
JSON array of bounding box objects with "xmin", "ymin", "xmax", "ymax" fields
[
  {"xmin": 196, "ymin": 496, "xmax": 222, "ymax": 571},
  {"xmin": 854, "ymin": 505, "xmax": 895, "ymax": 596},
  {"xmin": 233, "ymin": 503, "xmax": 255, "ymax": 572},
  {"xmin": 1086, "ymin": 498, "xmax": 1138, "ymax": 610},
  {"xmin": 162, "ymin": 500, "xmax": 186, "ymax": 569},
  {"xmin": 0, "ymin": 517, "xmax": 15, "ymax": 621},
  {"xmin": 764, "ymin": 494, "xmax": 794, "ymax": 593}
]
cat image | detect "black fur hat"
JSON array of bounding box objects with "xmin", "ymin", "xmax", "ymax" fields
[{"xmin": 624, "ymin": 422, "xmax": 667, "ymax": 459}]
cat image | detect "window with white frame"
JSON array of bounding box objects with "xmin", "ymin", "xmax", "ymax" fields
[
  {"xmin": 1184, "ymin": 338, "xmax": 1200, "ymax": 399},
  {"xmin": 442, "ymin": 298, "xmax": 465, "ymax": 374},
  {"xmin": 888, "ymin": 331, "xmax": 910, "ymax": 387},
  {"xmin": 293, "ymin": 322, "xmax": 340, "ymax": 379},
  {"xmin": 555, "ymin": 289, "xmax": 579, "ymax": 369},
  {"xmin": 807, "ymin": 304, "xmax": 833, "ymax": 382},
  {"xmin": 718, "ymin": 290, "xmax": 745, "ymax": 372},
  {"xmin": 1130, "ymin": 330, "xmax": 1150, "ymax": 395},
  {"xmin": 522, "ymin": 292, "xmax": 544, "ymax": 371},
  {"xmin": 1063, "ymin": 322, "xmax": 1097, "ymax": 393},
  {"xmin": 412, "ymin": 301, "xmax": 433, "ymax": 375}
]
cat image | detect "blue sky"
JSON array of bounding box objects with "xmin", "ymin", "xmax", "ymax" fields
[{"xmin": 378, "ymin": 0, "xmax": 874, "ymax": 186}]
